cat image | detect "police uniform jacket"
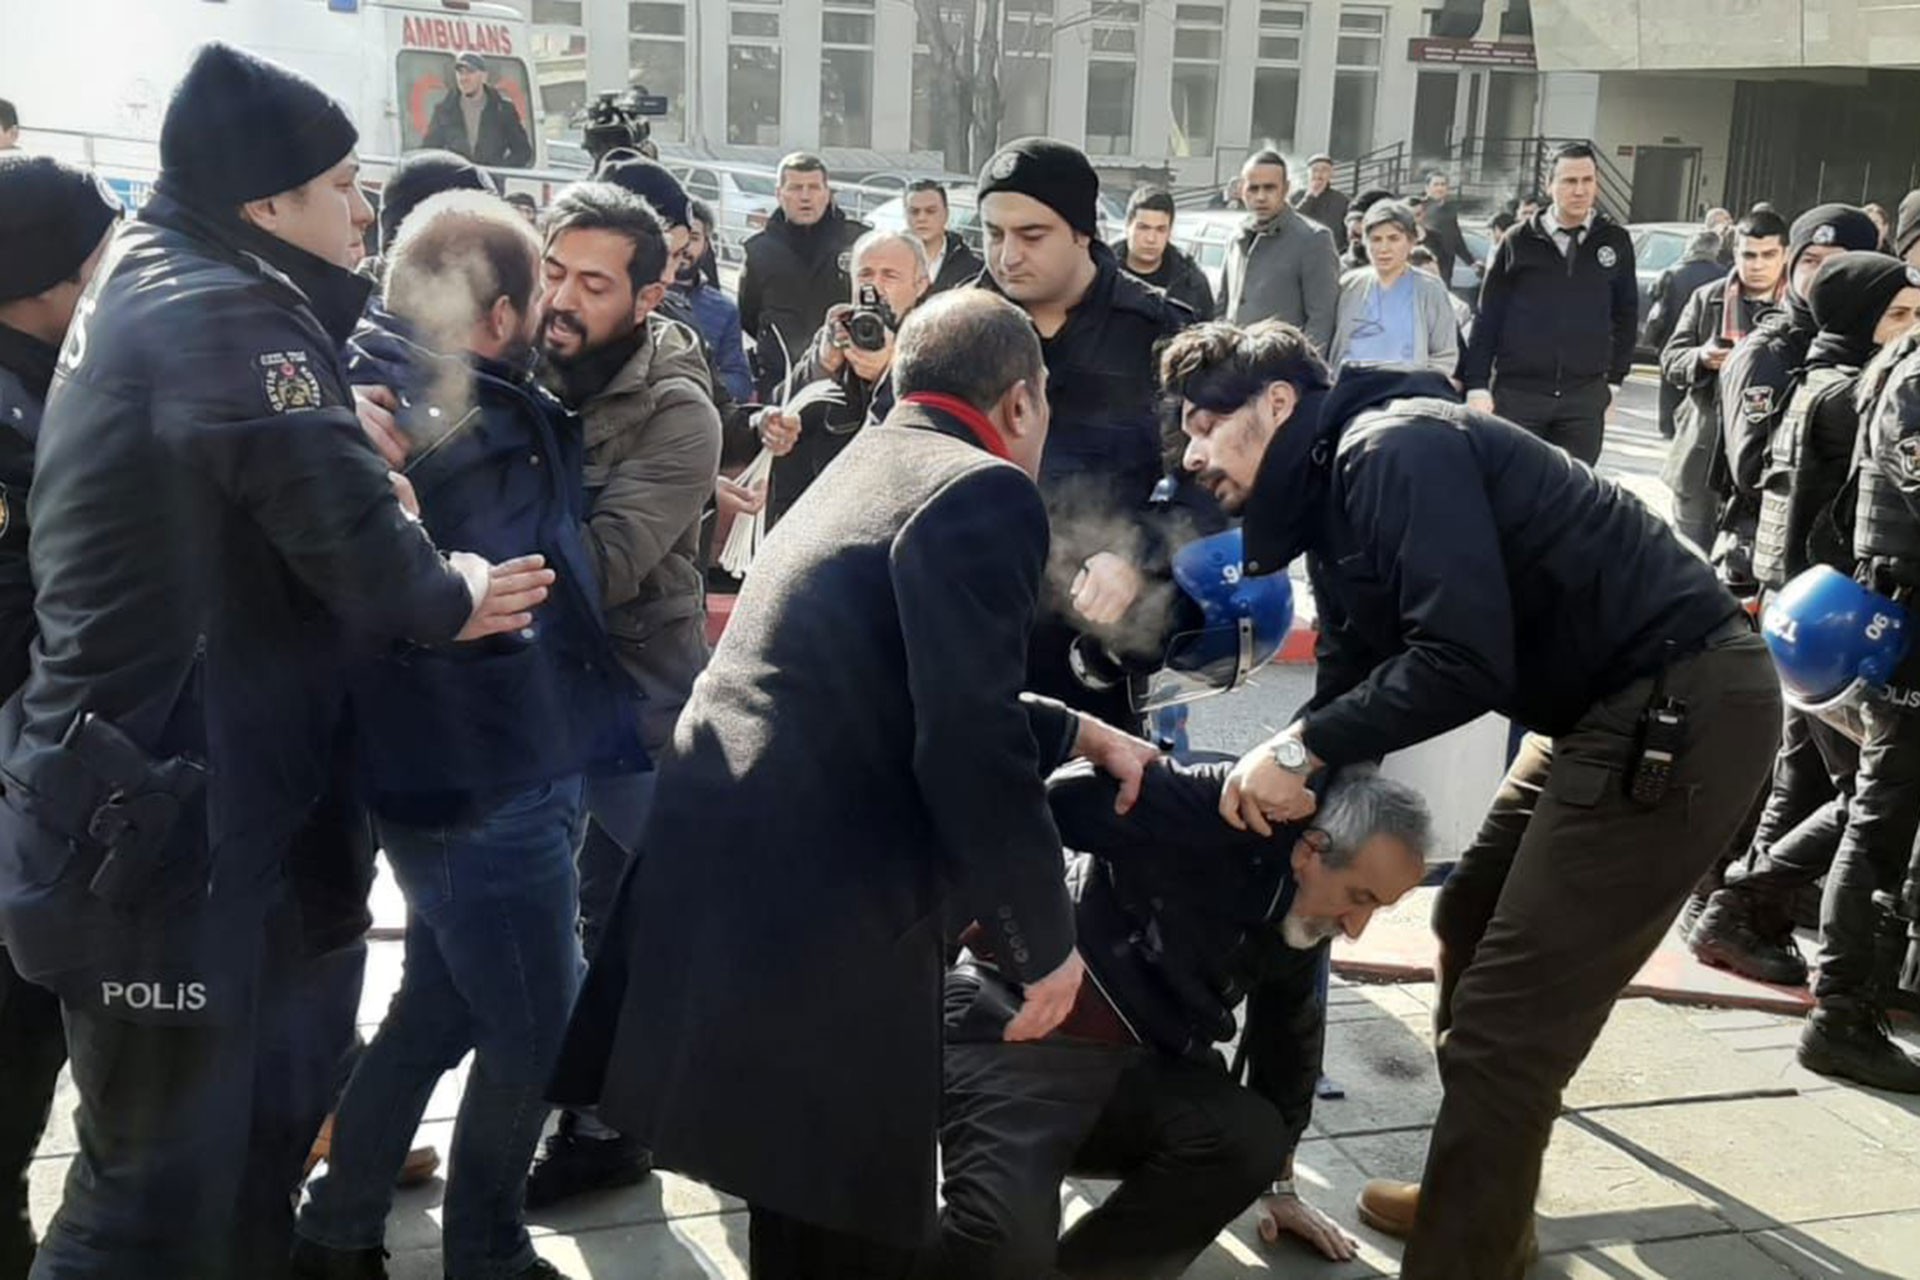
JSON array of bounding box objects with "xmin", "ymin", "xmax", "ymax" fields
[
  {"xmin": 980, "ymin": 241, "xmax": 1192, "ymax": 727},
  {"xmin": 1719, "ymin": 297, "xmax": 1815, "ymax": 545},
  {"xmin": 550, "ymin": 399, "xmax": 1080, "ymax": 1247},
  {"xmin": 1856, "ymin": 336, "xmax": 1920, "ymax": 577},
  {"xmin": 1244, "ymin": 366, "xmax": 1740, "ymax": 766},
  {"xmin": 1461, "ymin": 210, "xmax": 1638, "ymax": 397},
  {"xmin": 0, "ymin": 193, "xmax": 474, "ymax": 1017}
]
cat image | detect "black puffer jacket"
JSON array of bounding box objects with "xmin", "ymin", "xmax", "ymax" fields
[
  {"xmin": 1462, "ymin": 211, "xmax": 1638, "ymax": 395},
  {"xmin": 1046, "ymin": 761, "xmax": 1324, "ymax": 1159},
  {"xmin": 1112, "ymin": 240, "xmax": 1214, "ymax": 323},
  {"xmin": 737, "ymin": 206, "xmax": 869, "ymax": 394},
  {"xmin": 0, "ymin": 325, "xmax": 51, "ymax": 698},
  {"xmin": 1245, "ymin": 366, "xmax": 1740, "ymax": 765}
]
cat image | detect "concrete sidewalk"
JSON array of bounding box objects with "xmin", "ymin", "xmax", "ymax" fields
[{"xmin": 25, "ymin": 950, "xmax": 1920, "ymax": 1278}]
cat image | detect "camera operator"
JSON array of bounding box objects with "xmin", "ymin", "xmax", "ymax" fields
[{"xmin": 755, "ymin": 228, "xmax": 931, "ymax": 526}]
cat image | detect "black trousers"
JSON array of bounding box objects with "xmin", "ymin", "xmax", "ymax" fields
[
  {"xmin": 29, "ymin": 928, "xmax": 364, "ymax": 1280},
  {"xmin": 920, "ymin": 1041, "xmax": 1287, "ymax": 1280},
  {"xmin": 1814, "ymin": 648, "xmax": 1920, "ymax": 1002},
  {"xmin": 1408, "ymin": 635, "xmax": 1780, "ymax": 1280},
  {"xmin": 0, "ymin": 951, "xmax": 65, "ymax": 1280},
  {"xmin": 748, "ymin": 1207, "xmax": 917, "ymax": 1280},
  {"xmin": 1492, "ymin": 379, "xmax": 1612, "ymax": 467},
  {"xmin": 1722, "ymin": 703, "xmax": 1856, "ymax": 931}
]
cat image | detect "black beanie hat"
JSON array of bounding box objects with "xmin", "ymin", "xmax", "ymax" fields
[
  {"xmin": 598, "ymin": 157, "xmax": 691, "ymax": 230},
  {"xmin": 977, "ymin": 138, "xmax": 1100, "ymax": 239},
  {"xmin": 1808, "ymin": 251, "xmax": 1919, "ymax": 347},
  {"xmin": 160, "ymin": 42, "xmax": 359, "ymax": 209},
  {"xmin": 1894, "ymin": 189, "xmax": 1920, "ymax": 261},
  {"xmin": 1787, "ymin": 203, "xmax": 1880, "ymax": 275},
  {"xmin": 0, "ymin": 155, "xmax": 121, "ymax": 302},
  {"xmin": 379, "ymin": 150, "xmax": 495, "ymax": 251}
]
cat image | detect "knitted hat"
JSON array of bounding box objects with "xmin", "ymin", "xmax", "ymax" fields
[
  {"xmin": 1787, "ymin": 204, "xmax": 1880, "ymax": 275},
  {"xmin": 378, "ymin": 150, "xmax": 495, "ymax": 252},
  {"xmin": 598, "ymin": 157, "xmax": 691, "ymax": 229},
  {"xmin": 1808, "ymin": 251, "xmax": 1920, "ymax": 346},
  {"xmin": 159, "ymin": 42, "xmax": 359, "ymax": 209},
  {"xmin": 977, "ymin": 137, "xmax": 1100, "ymax": 239},
  {"xmin": 0, "ymin": 155, "xmax": 121, "ymax": 302}
]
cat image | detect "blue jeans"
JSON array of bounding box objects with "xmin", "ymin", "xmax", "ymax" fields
[{"xmin": 298, "ymin": 779, "xmax": 586, "ymax": 1280}]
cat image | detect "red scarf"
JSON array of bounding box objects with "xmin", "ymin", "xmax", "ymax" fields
[
  {"xmin": 902, "ymin": 391, "xmax": 1012, "ymax": 462},
  {"xmin": 1722, "ymin": 271, "xmax": 1784, "ymax": 343}
]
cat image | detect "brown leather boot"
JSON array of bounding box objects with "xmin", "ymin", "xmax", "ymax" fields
[
  {"xmin": 305, "ymin": 1113, "xmax": 443, "ymax": 1188},
  {"xmin": 1357, "ymin": 1179, "xmax": 1419, "ymax": 1237}
]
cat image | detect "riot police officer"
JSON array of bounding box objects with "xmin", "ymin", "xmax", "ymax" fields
[
  {"xmin": 0, "ymin": 44, "xmax": 552, "ymax": 1279},
  {"xmin": 0, "ymin": 152, "xmax": 119, "ymax": 1279},
  {"xmin": 1820, "ymin": 307, "xmax": 1920, "ymax": 1091},
  {"xmin": 1717, "ymin": 205, "xmax": 1881, "ymax": 589},
  {"xmin": 1692, "ymin": 253, "xmax": 1920, "ymax": 986}
]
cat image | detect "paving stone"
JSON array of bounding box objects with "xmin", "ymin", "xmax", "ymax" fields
[
  {"xmin": 389, "ymin": 1211, "xmax": 752, "ymax": 1280},
  {"xmin": 1590, "ymin": 1096, "xmax": 1920, "ymax": 1230},
  {"xmin": 1311, "ymin": 1016, "xmax": 1444, "ymax": 1137},
  {"xmin": 1562, "ymin": 998, "xmax": 1781, "ymax": 1112},
  {"xmin": 1687, "ymin": 1007, "xmax": 1798, "ymax": 1035},
  {"xmin": 1805, "ymin": 1085, "xmax": 1920, "ymax": 1167},
  {"xmin": 1531, "ymin": 1233, "xmax": 1799, "ymax": 1279},
  {"xmin": 1336, "ymin": 1119, "xmax": 1727, "ymax": 1255},
  {"xmin": 1751, "ymin": 1209, "xmax": 1920, "ymax": 1279}
]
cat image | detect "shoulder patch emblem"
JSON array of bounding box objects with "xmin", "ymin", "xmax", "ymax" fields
[
  {"xmin": 1742, "ymin": 385, "xmax": 1776, "ymax": 424},
  {"xmin": 260, "ymin": 351, "xmax": 323, "ymax": 413},
  {"xmin": 1896, "ymin": 436, "xmax": 1920, "ymax": 484},
  {"xmin": 1597, "ymin": 245, "xmax": 1617, "ymax": 268}
]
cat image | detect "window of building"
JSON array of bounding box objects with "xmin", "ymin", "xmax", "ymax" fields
[
  {"xmin": 531, "ymin": 0, "xmax": 582, "ymax": 25},
  {"xmin": 1331, "ymin": 8, "xmax": 1385, "ymax": 160},
  {"xmin": 1251, "ymin": 4, "xmax": 1305, "ymax": 153},
  {"xmin": 1169, "ymin": 3, "xmax": 1222, "ymax": 156},
  {"xmin": 1085, "ymin": 1, "xmax": 1139, "ymax": 155},
  {"xmin": 727, "ymin": 3, "xmax": 781, "ymax": 146},
  {"xmin": 629, "ymin": 2, "xmax": 686, "ymax": 143},
  {"xmin": 821, "ymin": 2, "xmax": 875, "ymax": 148},
  {"xmin": 910, "ymin": 3, "xmax": 1052, "ymax": 152}
]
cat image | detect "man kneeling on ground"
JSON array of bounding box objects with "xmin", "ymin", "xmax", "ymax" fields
[{"xmin": 923, "ymin": 763, "xmax": 1434, "ymax": 1279}]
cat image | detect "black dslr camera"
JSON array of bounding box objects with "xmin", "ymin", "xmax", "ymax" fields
[
  {"xmin": 843, "ymin": 283, "xmax": 899, "ymax": 352},
  {"xmin": 580, "ymin": 87, "xmax": 670, "ymax": 167}
]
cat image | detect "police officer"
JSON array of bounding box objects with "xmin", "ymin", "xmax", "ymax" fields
[
  {"xmin": 1717, "ymin": 204, "xmax": 1881, "ymax": 590},
  {"xmin": 0, "ymin": 44, "xmax": 553, "ymax": 1279},
  {"xmin": 973, "ymin": 137, "xmax": 1191, "ymax": 729},
  {"xmin": 1167, "ymin": 323, "xmax": 1779, "ymax": 1280},
  {"xmin": 0, "ymin": 152, "xmax": 119, "ymax": 1280},
  {"xmin": 1812, "ymin": 289, "xmax": 1920, "ymax": 1091},
  {"xmin": 1691, "ymin": 254, "xmax": 1920, "ymax": 989}
]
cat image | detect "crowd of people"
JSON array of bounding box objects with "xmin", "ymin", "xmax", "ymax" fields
[{"xmin": 0, "ymin": 39, "xmax": 1917, "ymax": 1280}]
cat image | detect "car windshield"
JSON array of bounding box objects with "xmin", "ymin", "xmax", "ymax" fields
[
  {"xmin": 733, "ymin": 172, "xmax": 777, "ymax": 197},
  {"xmin": 1637, "ymin": 232, "xmax": 1690, "ymax": 273}
]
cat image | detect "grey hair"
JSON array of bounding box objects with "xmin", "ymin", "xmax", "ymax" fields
[
  {"xmin": 1316, "ymin": 767, "xmax": 1435, "ymax": 869},
  {"xmin": 852, "ymin": 228, "xmax": 931, "ymax": 283}
]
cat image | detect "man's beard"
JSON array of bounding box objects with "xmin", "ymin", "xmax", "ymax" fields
[
  {"xmin": 1280, "ymin": 912, "xmax": 1341, "ymax": 951},
  {"xmin": 540, "ymin": 310, "xmax": 633, "ymax": 368}
]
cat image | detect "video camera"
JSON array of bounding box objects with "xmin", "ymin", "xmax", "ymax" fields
[
  {"xmin": 835, "ymin": 283, "xmax": 896, "ymax": 353},
  {"xmin": 581, "ymin": 87, "xmax": 671, "ymax": 167}
]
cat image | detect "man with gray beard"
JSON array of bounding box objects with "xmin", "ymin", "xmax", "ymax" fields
[{"xmin": 923, "ymin": 764, "xmax": 1432, "ymax": 1278}]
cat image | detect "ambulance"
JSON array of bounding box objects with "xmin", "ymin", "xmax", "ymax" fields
[{"xmin": 0, "ymin": 0, "xmax": 580, "ymax": 209}]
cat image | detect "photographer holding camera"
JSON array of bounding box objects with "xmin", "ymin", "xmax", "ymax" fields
[{"xmin": 756, "ymin": 228, "xmax": 931, "ymax": 525}]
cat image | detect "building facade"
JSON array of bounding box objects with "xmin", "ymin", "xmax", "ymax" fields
[{"xmin": 528, "ymin": 0, "xmax": 1544, "ymax": 188}]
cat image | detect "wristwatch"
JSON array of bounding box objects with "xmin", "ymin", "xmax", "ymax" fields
[
  {"xmin": 1270, "ymin": 736, "xmax": 1311, "ymax": 775},
  {"xmin": 1269, "ymin": 1177, "xmax": 1297, "ymax": 1199}
]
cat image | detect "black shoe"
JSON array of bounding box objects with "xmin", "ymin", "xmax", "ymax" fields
[
  {"xmin": 291, "ymin": 1237, "xmax": 390, "ymax": 1280},
  {"xmin": 1799, "ymin": 998, "xmax": 1920, "ymax": 1093},
  {"xmin": 1689, "ymin": 895, "xmax": 1809, "ymax": 986},
  {"xmin": 524, "ymin": 1116, "xmax": 654, "ymax": 1210}
]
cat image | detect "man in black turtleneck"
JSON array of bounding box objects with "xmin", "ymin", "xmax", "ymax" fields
[
  {"xmin": 1165, "ymin": 321, "xmax": 1777, "ymax": 1280},
  {"xmin": 737, "ymin": 153, "xmax": 870, "ymax": 397},
  {"xmin": 0, "ymin": 44, "xmax": 548, "ymax": 1279},
  {"xmin": 0, "ymin": 151, "xmax": 119, "ymax": 1280}
]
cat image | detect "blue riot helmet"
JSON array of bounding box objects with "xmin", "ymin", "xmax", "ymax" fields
[
  {"xmin": 1762, "ymin": 565, "xmax": 1910, "ymax": 739},
  {"xmin": 1136, "ymin": 528, "xmax": 1295, "ymax": 712}
]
